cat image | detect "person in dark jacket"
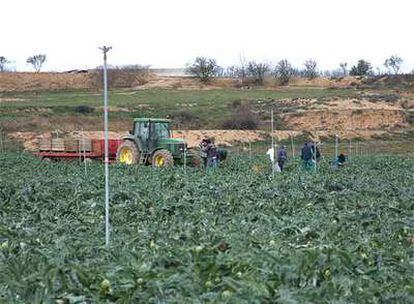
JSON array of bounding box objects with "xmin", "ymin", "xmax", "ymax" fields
[
  {"xmin": 206, "ymin": 142, "xmax": 218, "ymax": 168},
  {"xmin": 331, "ymin": 153, "xmax": 347, "ymax": 170},
  {"xmin": 277, "ymin": 145, "xmax": 288, "ymax": 171},
  {"xmin": 301, "ymin": 142, "xmax": 311, "ymax": 162},
  {"xmin": 337, "ymin": 153, "xmax": 346, "ymax": 166},
  {"xmin": 200, "ymin": 138, "xmax": 218, "ymax": 168},
  {"xmin": 301, "ymin": 141, "xmax": 320, "ymax": 170}
]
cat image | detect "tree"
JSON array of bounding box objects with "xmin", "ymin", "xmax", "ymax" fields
[
  {"xmin": 339, "ymin": 62, "xmax": 348, "ymax": 76},
  {"xmin": 186, "ymin": 57, "xmax": 220, "ymax": 83},
  {"xmin": 0, "ymin": 56, "xmax": 9, "ymax": 72},
  {"xmin": 26, "ymin": 54, "xmax": 47, "ymax": 72},
  {"xmin": 303, "ymin": 59, "xmax": 318, "ymax": 79},
  {"xmin": 349, "ymin": 60, "xmax": 372, "ymax": 76},
  {"xmin": 274, "ymin": 59, "xmax": 293, "ymax": 85},
  {"xmin": 246, "ymin": 61, "xmax": 270, "ymax": 85},
  {"xmin": 384, "ymin": 55, "xmax": 403, "ymax": 75}
]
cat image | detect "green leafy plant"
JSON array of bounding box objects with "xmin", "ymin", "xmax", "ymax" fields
[{"xmin": 0, "ymin": 154, "xmax": 413, "ymax": 303}]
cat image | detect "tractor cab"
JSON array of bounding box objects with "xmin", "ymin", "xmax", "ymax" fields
[
  {"xmin": 117, "ymin": 118, "xmax": 187, "ymax": 167},
  {"xmin": 132, "ymin": 118, "xmax": 172, "ymax": 152}
]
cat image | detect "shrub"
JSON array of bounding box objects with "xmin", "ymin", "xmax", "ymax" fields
[
  {"xmin": 75, "ymin": 105, "xmax": 95, "ymax": 114},
  {"xmin": 349, "ymin": 60, "xmax": 372, "ymax": 76},
  {"xmin": 222, "ymin": 104, "xmax": 259, "ymax": 129},
  {"xmin": 172, "ymin": 110, "xmax": 201, "ymax": 128},
  {"xmin": 91, "ymin": 65, "xmax": 150, "ymax": 89}
]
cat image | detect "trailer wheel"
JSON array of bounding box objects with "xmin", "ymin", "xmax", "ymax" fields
[
  {"xmin": 42, "ymin": 157, "xmax": 52, "ymax": 163},
  {"xmin": 116, "ymin": 140, "xmax": 140, "ymax": 165},
  {"xmin": 152, "ymin": 149, "xmax": 174, "ymax": 168}
]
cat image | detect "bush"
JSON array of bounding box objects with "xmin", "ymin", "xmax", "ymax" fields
[
  {"xmin": 172, "ymin": 110, "xmax": 201, "ymax": 129},
  {"xmin": 75, "ymin": 105, "xmax": 95, "ymax": 114},
  {"xmin": 222, "ymin": 104, "xmax": 259, "ymax": 130},
  {"xmin": 91, "ymin": 65, "xmax": 150, "ymax": 89},
  {"xmin": 349, "ymin": 60, "xmax": 372, "ymax": 76}
]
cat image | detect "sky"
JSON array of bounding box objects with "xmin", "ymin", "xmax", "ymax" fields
[{"xmin": 1, "ymin": 0, "xmax": 413, "ymax": 72}]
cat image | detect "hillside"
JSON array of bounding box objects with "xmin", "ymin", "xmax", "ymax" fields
[{"xmin": 0, "ymin": 73, "xmax": 413, "ymax": 151}]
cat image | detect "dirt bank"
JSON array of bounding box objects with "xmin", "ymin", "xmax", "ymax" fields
[{"xmin": 9, "ymin": 129, "xmax": 400, "ymax": 152}]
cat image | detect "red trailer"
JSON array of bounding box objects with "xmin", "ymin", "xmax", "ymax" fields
[{"xmin": 33, "ymin": 139, "xmax": 122, "ymax": 162}]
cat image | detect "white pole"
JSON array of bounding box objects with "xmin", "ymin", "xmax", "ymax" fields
[
  {"xmin": 82, "ymin": 129, "xmax": 87, "ymax": 175},
  {"xmin": 100, "ymin": 45, "xmax": 111, "ymax": 248},
  {"xmin": 183, "ymin": 133, "xmax": 186, "ymax": 173},
  {"xmin": 78, "ymin": 131, "xmax": 82, "ymax": 165},
  {"xmin": 335, "ymin": 134, "xmax": 339, "ymax": 161},
  {"xmin": 290, "ymin": 134, "xmax": 295, "ymax": 157},
  {"xmin": 313, "ymin": 138, "xmax": 317, "ymax": 172},
  {"xmin": 271, "ymin": 108, "xmax": 275, "ymax": 176},
  {"xmin": 0, "ymin": 130, "xmax": 3, "ymax": 153}
]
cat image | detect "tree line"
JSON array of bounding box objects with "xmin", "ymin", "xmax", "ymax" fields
[
  {"xmin": 0, "ymin": 54, "xmax": 47, "ymax": 72},
  {"xmin": 186, "ymin": 55, "xmax": 407, "ymax": 85},
  {"xmin": 0, "ymin": 53, "xmax": 407, "ymax": 82}
]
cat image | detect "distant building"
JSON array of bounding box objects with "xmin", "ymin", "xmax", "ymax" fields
[{"xmin": 150, "ymin": 68, "xmax": 189, "ymax": 77}]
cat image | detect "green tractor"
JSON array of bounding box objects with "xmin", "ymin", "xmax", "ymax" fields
[{"xmin": 117, "ymin": 118, "xmax": 204, "ymax": 167}]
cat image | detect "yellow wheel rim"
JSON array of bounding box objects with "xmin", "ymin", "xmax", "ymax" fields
[
  {"xmin": 119, "ymin": 147, "xmax": 133, "ymax": 164},
  {"xmin": 154, "ymin": 155, "xmax": 165, "ymax": 167}
]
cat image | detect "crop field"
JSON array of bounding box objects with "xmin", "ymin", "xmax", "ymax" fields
[{"xmin": 0, "ymin": 153, "xmax": 413, "ymax": 303}]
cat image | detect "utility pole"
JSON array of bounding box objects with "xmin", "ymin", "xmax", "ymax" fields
[
  {"xmin": 335, "ymin": 134, "xmax": 339, "ymax": 161},
  {"xmin": 99, "ymin": 45, "xmax": 111, "ymax": 248},
  {"xmin": 271, "ymin": 108, "xmax": 275, "ymax": 176}
]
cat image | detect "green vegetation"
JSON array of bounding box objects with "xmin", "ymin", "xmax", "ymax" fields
[
  {"xmin": 0, "ymin": 87, "xmax": 355, "ymax": 131},
  {"xmin": 0, "ymin": 154, "xmax": 413, "ymax": 303}
]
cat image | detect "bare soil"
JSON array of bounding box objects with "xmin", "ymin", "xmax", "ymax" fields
[{"xmin": 9, "ymin": 129, "xmax": 399, "ymax": 152}]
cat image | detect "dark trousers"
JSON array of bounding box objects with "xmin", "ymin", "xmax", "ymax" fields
[{"xmin": 278, "ymin": 160, "xmax": 285, "ymax": 171}]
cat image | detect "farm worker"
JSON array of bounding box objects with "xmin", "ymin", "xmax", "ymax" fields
[
  {"xmin": 266, "ymin": 146, "xmax": 281, "ymax": 172},
  {"xmin": 199, "ymin": 138, "xmax": 209, "ymax": 167},
  {"xmin": 301, "ymin": 142, "xmax": 314, "ymax": 170},
  {"xmin": 207, "ymin": 144, "xmax": 219, "ymax": 168},
  {"xmin": 331, "ymin": 153, "xmax": 347, "ymax": 170},
  {"xmin": 310, "ymin": 142, "xmax": 321, "ymax": 162},
  {"xmin": 337, "ymin": 153, "xmax": 346, "ymax": 166},
  {"xmin": 277, "ymin": 145, "xmax": 288, "ymax": 171},
  {"xmin": 200, "ymin": 138, "xmax": 218, "ymax": 168},
  {"xmin": 301, "ymin": 142, "xmax": 310, "ymax": 164}
]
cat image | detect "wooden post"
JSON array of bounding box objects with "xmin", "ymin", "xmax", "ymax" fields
[
  {"xmin": 335, "ymin": 134, "xmax": 339, "ymax": 161},
  {"xmin": 82, "ymin": 129, "xmax": 87, "ymax": 175},
  {"xmin": 0, "ymin": 130, "xmax": 4, "ymax": 153}
]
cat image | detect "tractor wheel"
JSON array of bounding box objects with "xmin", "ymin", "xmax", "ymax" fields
[
  {"xmin": 116, "ymin": 140, "xmax": 140, "ymax": 165},
  {"xmin": 152, "ymin": 149, "xmax": 174, "ymax": 168}
]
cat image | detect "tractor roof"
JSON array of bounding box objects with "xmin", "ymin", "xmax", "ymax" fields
[{"xmin": 133, "ymin": 118, "xmax": 171, "ymax": 123}]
